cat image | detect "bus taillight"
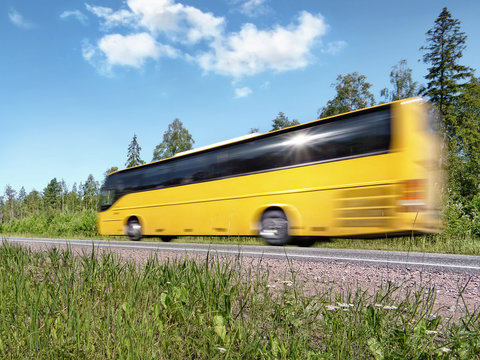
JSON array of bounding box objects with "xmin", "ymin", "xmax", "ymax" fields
[{"xmin": 398, "ymin": 180, "xmax": 426, "ymax": 212}]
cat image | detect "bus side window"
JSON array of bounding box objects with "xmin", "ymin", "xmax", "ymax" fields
[
  {"xmin": 214, "ymin": 149, "xmax": 233, "ymax": 178},
  {"xmin": 192, "ymin": 152, "xmax": 215, "ymax": 181},
  {"xmin": 121, "ymin": 170, "xmax": 141, "ymax": 191}
]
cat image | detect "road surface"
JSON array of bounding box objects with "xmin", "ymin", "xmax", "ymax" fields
[{"xmin": 4, "ymin": 236, "xmax": 480, "ymax": 274}]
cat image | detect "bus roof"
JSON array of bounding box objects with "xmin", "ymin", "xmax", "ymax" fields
[{"xmin": 173, "ymin": 132, "xmax": 262, "ymax": 157}]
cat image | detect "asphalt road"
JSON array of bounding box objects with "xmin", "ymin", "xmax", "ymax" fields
[{"xmin": 4, "ymin": 236, "xmax": 480, "ymax": 274}]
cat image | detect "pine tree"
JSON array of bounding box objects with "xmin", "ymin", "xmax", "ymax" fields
[
  {"xmin": 4, "ymin": 185, "xmax": 16, "ymax": 220},
  {"xmin": 18, "ymin": 187, "xmax": 26, "ymax": 218},
  {"xmin": 43, "ymin": 178, "xmax": 62, "ymax": 211},
  {"xmin": 318, "ymin": 72, "xmax": 375, "ymax": 118},
  {"xmin": 152, "ymin": 119, "xmax": 194, "ymax": 161},
  {"xmin": 69, "ymin": 183, "xmax": 80, "ymax": 212},
  {"xmin": 60, "ymin": 179, "xmax": 68, "ymax": 213},
  {"xmin": 25, "ymin": 190, "xmax": 42, "ymax": 214},
  {"xmin": 82, "ymin": 175, "xmax": 99, "ymax": 212},
  {"xmin": 271, "ymin": 112, "xmax": 300, "ymax": 131},
  {"xmin": 125, "ymin": 134, "xmax": 145, "ymax": 168},
  {"xmin": 421, "ymin": 7, "xmax": 473, "ymax": 119}
]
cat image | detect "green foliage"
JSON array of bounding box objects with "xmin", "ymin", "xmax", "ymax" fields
[
  {"xmin": 67, "ymin": 183, "xmax": 81, "ymax": 212},
  {"xmin": 0, "ymin": 211, "xmax": 98, "ymax": 237},
  {"xmin": 1, "ymin": 175, "xmax": 101, "ymax": 237},
  {"xmin": 271, "ymin": 112, "xmax": 300, "ymax": 131},
  {"xmin": 0, "ymin": 244, "xmax": 478, "ymax": 359},
  {"xmin": 448, "ymin": 78, "xmax": 480, "ymax": 207},
  {"xmin": 43, "ymin": 178, "xmax": 62, "ymax": 211},
  {"xmin": 24, "ymin": 190, "xmax": 42, "ymax": 214},
  {"xmin": 82, "ymin": 175, "xmax": 99, "ymax": 212},
  {"xmin": 152, "ymin": 118, "xmax": 195, "ymax": 161},
  {"xmin": 318, "ymin": 72, "xmax": 375, "ymax": 118},
  {"xmin": 444, "ymin": 198, "xmax": 480, "ymax": 239},
  {"xmin": 17, "ymin": 187, "xmax": 26, "ymax": 217},
  {"xmin": 421, "ymin": 7, "xmax": 474, "ymax": 117},
  {"xmin": 125, "ymin": 133, "xmax": 145, "ymax": 168},
  {"xmin": 421, "ymin": 8, "xmax": 478, "ymax": 236},
  {"xmin": 2, "ymin": 186, "xmax": 16, "ymax": 221},
  {"xmin": 381, "ymin": 59, "xmax": 421, "ymax": 101}
]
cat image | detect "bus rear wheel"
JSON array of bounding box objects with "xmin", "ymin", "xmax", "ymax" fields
[
  {"xmin": 126, "ymin": 218, "xmax": 142, "ymax": 241},
  {"xmin": 259, "ymin": 210, "xmax": 291, "ymax": 246}
]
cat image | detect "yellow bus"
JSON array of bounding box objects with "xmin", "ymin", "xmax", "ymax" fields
[{"xmin": 98, "ymin": 98, "xmax": 443, "ymax": 245}]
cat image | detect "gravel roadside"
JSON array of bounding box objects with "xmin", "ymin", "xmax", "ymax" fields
[{"xmin": 14, "ymin": 242, "xmax": 480, "ymax": 320}]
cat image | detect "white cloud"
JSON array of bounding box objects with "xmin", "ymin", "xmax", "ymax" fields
[
  {"xmin": 196, "ymin": 11, "xmax": 327, "ymax": 78},
  {"xmin": 322, "ymin": 40, "xmax": 347, "ymax": 55},
  {"xmin": 60, "ymin": 10, "xmax": 88, "ymax": 25},
  {"xmin": 127, "ymin": 0, "xmax": 225, "ymax": 43},
  {"xmin": 181, "ymin": 6, "xmax": 225, "ymax": 43},
  {"xmin": 99, "ymin": 33, "xmax": 162, "ymax": 67},
  {"xmin": 86, "ymin": 0, "xmax": 224, "ymax": 44},
  {"xmin": 239, "ymin": 0, "xmax": 269, "ymax": 17},
  {"xmin": 235, "ymin": 86, "xmax": 252, "ymax": 98},
  {"xmin": 126, "ymin": 0, "xmax": 180, "ymax": 33},
  {"xmin": 83, "ymin": 33, "xmax": 179, "ymax": 75},
  {"xmin": 86, "ymin": 4, "xmax": 137, "ymax": 29},
  {"xmin": 82, "ymin": 0, "xmax": 340, "ymax": 79},
  {"xmin": 9, "ymin": 9, "xmax": 34, "ymax": 29}
]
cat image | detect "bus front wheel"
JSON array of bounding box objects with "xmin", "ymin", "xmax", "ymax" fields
[
  {"xmin": 126, "ymin": 218, "xmax": 142, "ymax": 241},
  {"xmin": 259, "ymin": 210, "xmax": 291, "ymax": 246}
]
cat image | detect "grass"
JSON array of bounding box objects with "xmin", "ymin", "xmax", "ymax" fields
[{"xmin": 0, "ymin": 242, "xmax": 478, "ymax": 359}]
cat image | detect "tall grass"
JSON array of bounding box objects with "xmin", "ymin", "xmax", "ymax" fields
[{"xmin": 0, "ymin": 242, "xmax": 478, "ymax": 359}]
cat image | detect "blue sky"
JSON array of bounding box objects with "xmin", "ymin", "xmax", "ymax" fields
[{"xmin": 1, "ymin": 0, "xmax": 479, "ymax": 195}]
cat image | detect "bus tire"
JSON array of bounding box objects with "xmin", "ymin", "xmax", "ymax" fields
[
  {"xmin": 259, "ymin": 210, "xmax": 291, "ymax": 246},
  {"xmin": 126, "ymin": 218, "xmax": 142, "ymax": 241}
]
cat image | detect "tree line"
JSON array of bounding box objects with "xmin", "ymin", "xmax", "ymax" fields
[
  {"xmin": 0, "ymin": 175, "xmax": 100, "ymax": 236},
  {"xmin": 1, "ymin": 7, "xmax": 479, "ymax": 236},
  {"xmin": 1, "ymin": 176, "xmax": 100, "ymax": 222}
]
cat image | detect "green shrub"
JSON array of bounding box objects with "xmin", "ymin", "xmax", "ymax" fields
[
  {"xmin": 445, "ymin": 198, "xmax": 480, "ymax": 238},
  {"xmin": 0, "ymin": 211, "xmax": 98, "ymax": 238}
]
